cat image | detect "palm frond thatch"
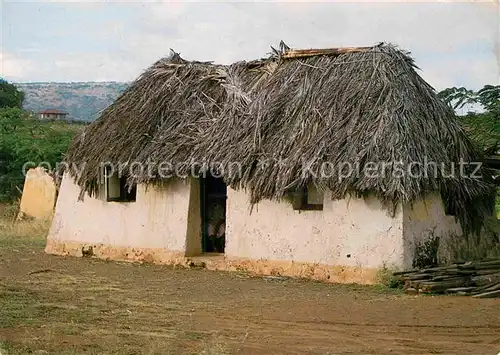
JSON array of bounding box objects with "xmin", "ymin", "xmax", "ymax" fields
[
  {"xmin": 64, "ymin": 43, "xmax": 495, "ymax": 235},
  {"xmin": 65, "ymin": 50, "xmax": 227, "ymax": 196}
]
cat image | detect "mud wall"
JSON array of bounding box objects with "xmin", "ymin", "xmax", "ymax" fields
[
  {"xmin": 47, "ymin": 174, "xmax": 192, "ymax": 253},
  {"xmin": 225, "ymin": 188, "xmax": 405, "ymax": 270},
  {"xmin": 403, "ymin": 193, "xmax": 463, "ymax": 268}
]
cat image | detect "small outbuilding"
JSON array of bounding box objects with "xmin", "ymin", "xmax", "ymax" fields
[
  {"xmin": 39, "ymin": 109, "xmax": 68, "ymax": 121},
  {"xmin": 46, "ymin": 43, "xmax": 495, "ymax": 284}
]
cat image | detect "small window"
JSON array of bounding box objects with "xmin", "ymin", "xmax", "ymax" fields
[
  {"xmin": 105, "ymin": 168, "xmax": 136, "ymax": 202},
  {"xmin": 292, "ymin": 185, "xmax": 323, "ymax": 211},
  {"xmin": 444, "ymin": 203, "xmax": 455, "ymax": 216},
  {"xmin": 442, "ymin": 196, "xmax": 456, "ymax": 216}
]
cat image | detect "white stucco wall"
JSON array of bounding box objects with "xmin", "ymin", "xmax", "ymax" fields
[
  {"xmin": 225, "ymin": 188, "xmax": 405, "ymax": 269},
  {"xmin": 49, "ymin": 174, "xmax": 463, "ymax": 277},
  {"xmin": 48, "ymin": 173, "xmax": 192, "ymax": 252},
  {"xmin": 403, "ymin": 193, "xmax": 462, "ymax": 267}
]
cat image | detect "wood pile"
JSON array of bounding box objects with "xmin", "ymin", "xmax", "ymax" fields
[{"xmin": 394, "ymin": 259, "xmax": 500, "ymax": 298}]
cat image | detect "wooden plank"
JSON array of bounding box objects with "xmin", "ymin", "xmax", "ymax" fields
[
  {"xmin": 404, "ymin": 288, "xmax": 418, "ymax": 295},
  {"xmin": 420, "ymin": 276, "xmax": 469, "ymax": 283},
  {"xmin": 445, "ymin": 287, "xmax": 477, "ymax": 294},
  {"xmin": 406, "ymin": 273, "xmax": 434, "ymax": 280},
  {"xmin": 395, "ymin": 263, "xmax": 467, "ymax": 276},
  {"xmin": 471, "ymin": 289, "xmax": 500, "ymax": 298},
  {"xmin": 420, "ymin": 279, "xmax": 470, "ymax": 292},
  {"xmin": 393, "ymin": 270, "xmax": 417, "ymax": 276},
  {"xmin": 475, "ymin": 268, "xmax": 500, "ymax": 275},
  {"xmin": 469, "ymin": 282, "xmax": 500, "ymax": 295},
  {"xmin": 460, "ymin": 260, "xmax": 500, "ymax": 270},
  {"xmin": 281, "ymin": 46, "xmax": 372, "ymax": 59},
  {"xmin": 474, "ymin": 259, "xmax": 500, "ymax": 266},
  {"xmin": 471, "ymin": 264, "xmax": 500, "ymax": 271},
  {"xmin": 432, "ymin": 275, "xmax": 471, "ymax": 282},
  {"xmin": 405, "ymin": 280, "xmax": 424, "ymax": 290},
  {"xmin": 396, "ymin": 260, "xmax": 500, "ymax": 299},
  {"xmin": 421, "ymin": 264, "xmax": 464, "ymax": 273},
  {"xmin": 480, "ymin": 282, "xmax": 500, "ymax": 292},
  {"xmin": 455, "ymin": 267, "xmax": 476, "ymax": 272},
  {"xmin": 471, "ymin": 273, "xmax": 500, "ymax": 286}
]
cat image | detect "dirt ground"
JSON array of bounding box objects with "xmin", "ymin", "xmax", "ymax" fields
[{"xmin": 1, "ymin": 224, "xmax": 499, "ymax": 354}]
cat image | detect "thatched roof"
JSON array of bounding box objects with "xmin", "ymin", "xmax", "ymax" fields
[
  {"xmin": 65, "ymin": 50, "xmax": 228, "ymax": 196},
  {"xmin": 64, "ymin": 43, "xmax": 495, "ymax": 234}
]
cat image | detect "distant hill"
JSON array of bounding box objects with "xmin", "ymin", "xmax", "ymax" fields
[{"xmin": 15, "ymin": 82, "xmax": 129, "ymax": 122}]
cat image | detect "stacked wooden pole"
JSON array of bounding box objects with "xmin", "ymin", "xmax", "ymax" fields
[{"xmin": 394, "ymin": 259, "xmax": 500, "ymax": 298}]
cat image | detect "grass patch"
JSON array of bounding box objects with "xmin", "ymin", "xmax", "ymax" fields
[
  {"xmin": 0, "ymin": 287, "xmax": 39, "ymax": 328},
  {"xmin": 496, "ymin": 192, "xmax": 500, "ymax": 219},
  {"xmin": 376, "ymin": 264, "xmax": 404, "ymax": 290},
  {"xmin": 0, "ymin": 203, "xmax": 50, "ymax": 250}
]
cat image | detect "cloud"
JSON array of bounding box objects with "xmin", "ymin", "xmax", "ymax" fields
[
  {"xmin": 420, "ymin": 54, "xmax": 499, "ymax": 90},
  {"xmin": 120, "ymin": 1, "xmax": 498, "ymax": 89},
  {"xmin": 0, "ymin": 52, "xmax": 34, "ymax": 80},
  {"xmin": 50, "ymin": 53, "xmax": 140, "ymax": 82},
  {"xmin": 2, "ymin": 0, "xmax": 498, "ymax": 90}
]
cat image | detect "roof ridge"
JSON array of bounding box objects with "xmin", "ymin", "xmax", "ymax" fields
[{"xmin": 280, "ymin": 46, "xmax": 375, "ymax": 59}]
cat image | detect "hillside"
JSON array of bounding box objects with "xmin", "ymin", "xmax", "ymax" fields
[{"xmin": 15, "ymin": 82, "xmax": 129, "ymax": 122}]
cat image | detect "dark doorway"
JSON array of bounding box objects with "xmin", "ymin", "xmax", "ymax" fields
[{"xmin": 200, "ymin": 174, "xmax": 227, "ymax": 253}]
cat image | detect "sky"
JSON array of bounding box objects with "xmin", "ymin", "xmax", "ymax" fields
[{"xmin": 1, "ymin": 0, "xmax": 499, "ymax": 92}]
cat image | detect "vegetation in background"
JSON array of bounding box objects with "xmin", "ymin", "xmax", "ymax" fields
[
  {"xmin": 438, "ymin": 85, "xmax": 500, "ymax": 218},
  {"xmin": 438, "ymin": 85, "xmax": 500, "ymax": 154},
  {"xmin": 0, "ymin": 80, "xmax": 83, "ymax": 201},
  {"xmin": 376, "ymin": 264, "xmax": 404, "ymax": 289},
  {"xmin": 0, "ymin": 79, "xmax": 25, "ymax": 109},
  {"xmin": 437, "ymin": 85, "xmax": 500, "ymax": 112}
]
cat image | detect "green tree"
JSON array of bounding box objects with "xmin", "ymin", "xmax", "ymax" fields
[
  {"xmin": 437, "ymin": 85, "xmax": 500, "ymax": 112},
  {"xmin": 0, "ymin": 107, "xmax": 77, "ymax": 201},
  {"xmin": 0, "ymin": 79, "xmax": 25, "ymax": 109},
  {"xmin": 438, "ymin": 85, "xmax": 500, "ymax": 154}
]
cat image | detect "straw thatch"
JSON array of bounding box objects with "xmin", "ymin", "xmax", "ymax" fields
[
  {"xmin": 198, "ymin": 43, "xmax": 494, "ymax": 234},
  {"xmin": 64, "ymin": 42, "xmax": 495, "ymax": 234},
  {"xmin": 65, "ymin": 50, "xmax": 227, "ymax": 196}
]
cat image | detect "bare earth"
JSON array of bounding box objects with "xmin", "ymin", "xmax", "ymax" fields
[{"xmin": 1, "ymin": 232, "xmax": 499, "ymax": 355}]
